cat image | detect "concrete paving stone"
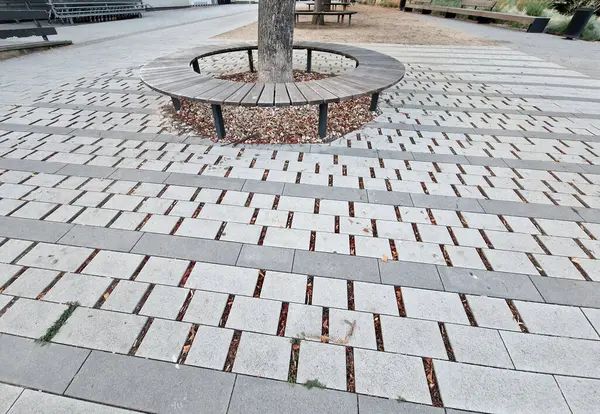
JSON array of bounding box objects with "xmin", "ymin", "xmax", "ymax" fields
[
  {"xmin": 292, "ymin": 212, "xmax": 334, "ymax": 232},
  {"xmin": 378, "ymin": 261, "xmax": 443, "ymax": 290},
  {"xmin": 396, "ymin": 240, "xmax": 446, "ymax": 265},
  {"xmin": 242, "ymin": 179, "xmax": 285, "ymax": 195},
  {"xmin": 45, "ymin": 272, "xmax": 111, "ymax": 307},
  {"xmin": 72, "ymin": 191, "xmax": 110, "ymax": 208},
  {"xmin": 221, "ymin": 190, "xmax": 249, "ymax": 206},
  {"xmin": 57, "ymin": 163, "xmax": 115, "ymax": 179},
  {"xmin": 165, "ymin": 172, "xmax": 245, "ymax": 192},
  {"xmin": 139, "ymin": 214, "xmax": 178, "ymax": 234},
  {"xmin": 0, "ymin": 184, "xmax": 34, "ymax": 200},
  {"xmin": 59, "ymin": 225, "xmax": 142, "ymax": 252},
  {"xmin": 71, "ymin": 207, "xmax": 117, "ymax": 227},
  {"xmin": 285, "ymin": 302, "xmax": 322, "ymax": 340},
  {"xmin": 446, "ymin": 324, "xmax": 514, "ymax": 369},
  {"xmin": 11, "ymin": 201, "xmax": 56, "ymax": 220},
  {"xmin": 465, "ymin": 294, "xmax": 519, "ymax": 331},
  {"xmin": 0, "ymin": 334, "xmax": 89, "ymax": 394},
  {"xmin": 501, "ymin": 330, "xmax": 600, "ymax": 378},
  {"xmin": 478, "ymin": 198, "xmax": 581, "ymax": 221},
  {"xmin": 226, "ymin": 296, "xmax": 281, "ymax": 334},
  {"xmin": 582, "ymin": 307, "xmax": 600, "ymax": 336},
  {"xmin": 101, "ymin": 280, "xmax": 148, "ymax": 313},
  {"xmin": 24, "ymin": 187, "xmax": 80, "ymax": 204},
  {"xmin": 537, "ymin": 218, "xmax": 588, "ymax": 239},
  {"xmin": 233, "ymin": 331, "xmax": 290, "ymax": 380},
  {"xmin": 228, "ymin": 375, "xmax": 357, "ymax": 414},
  {"xmin": 532, "ymin": 276, "xmax": 600, "ymax": 308},
  {"xmin": 417, "ymin": 224, "xmax": 453, "ymax": 245},
  {"xmin": 366, "ymin": 189, "xmax": 413, "ymax": 206},
  {"xmin": 514, "ymin": 300, "xmax": 598, "ymax": 339},
  {"xmin": 136, "ymin": 318, "xmax": 190, "ymax": 362},
  {"xmin": 185, "ymin": 325, "xmax": 234, "ymax": 370},
  {"xmin": 556, "ymin": 376, "xmax": 600, "ymax": 414},
  {"xmin": 132, "ymin": 233, "xmax": 242, "ymax": 266},
  {"xmin": 502, "ymin": 215, "xmax": 540, "ymax": 235},
  {"xmin": 354, "ymin": 202, "xmax": 397, "ymax": 221},
  {"xmin": 255, "ymin": 210, "xmax": 288, "ymax": 227},
  {"xmin": 260, "ymin": 271, "xmax": 307, "ymax": 303},
  {"xmin": 329, "ymin": 308, "xmax": 376, "ymax": 349},
  {"xmin": 451, "ymin": 227, "xmax": 487, "ymax": 248},
  {"xmin": 198, "ymin": 204, "xmax": 254, "ymax": 224},
  {"xmin": 263, "ymin": 227, "xmax": 310, "ymax": 250},
  {"xmin": 283, "ymin": 183, "xmax": 367, "ymax": 203},
  {"xmin": 0, "ymin": 297, "xmax": 67, "ymax": 338},
  {"xmin": 375, "ymin": 220, "xmax": 415, "ymax": 241},
  {"xmin": 136, "ymin": 198, "xmax": 174, "ymax": 215},
  {"xmin": 0, "ymin": 199, "xmax": 25, "ymax": 216},
  {"xmin": 182, "ymin": 290, "xmax": 228, "ymax": 326},
  {"xmin": 135, "ymin": 256, "xmax": 188, "ymax": 285},
  {"xmin": 0, "ymin": 383, "xmax": 22, "ymax": 414},
  {"xmin": 534, "ymin": 254, "xmax": 584, "ymax": 280},
  {"xmin": 318, "ymin": 199, "xmax": 350, "ymax": 216},
  {"xmin": 398, "ymin": 207, "xmax": 431, "ymax": 224},
  {"xmin": 410, "ymin": 194, "xmax": 484, "ymax": 213},
  {"xmin": 129, "ymin": 182, "xmax": 165, "ymax": 197},
  {"xmin": 236, "ymin": 244, "xmax": 294, "ymax": 273},
  {"xmin": 293, "ymin": 250, "xmax": 380, "ymax": 282},
  {"xmin": 485, "ymin": 230, "xmax": 543, "ymax": 254},
  {"xmin": 65, "ymin": 350, "xmax": 235, "ymax": 413},
  {"xmin": 84, "ymin": 250, "xmax": 144, "ymax": 279},
  {"xmin": 537, "ymin": 235, "xmax": 587, "ymax": 258},
  {"xmin": 109, "ymin": 211, "xmax": 146, "ymax": 230},
  {"xmin": 340, "ymin": 216, "xmax": 373, "ymax": 235},
  {"xmin": 380, "ymin": 314, "xmax": 447, "ymax": 359},
  {"xmin": 185, "ymin": 262, "xmax": 258, "ymax": 295},
  {"xmin": 0, "ymin": 239, "xmax": 32, "ymax": 264},
  {"xmin": 403, "ymin": 287, "xmax": 469, "ymax": 325},
  {"xmin": 140, "ymin": 285, "xmax": 188, "ymax": 319},
  {"xmin": 54, "ymin": 307, "xmax": 146, "ymax": 353},
  {"xmin": 312, "ymin": 276, "xmax": 348, "ymax": 309},
  {"xmin": 0, "ymin": 294, "xmax": 13, "ymax": 309},
  {"xmin": 44, "ymin": 205, "xmax": 83, "ymax": 223},
  {"xmin": 276, "ymin": 195, "xmax": 315, "ymax": 213},
  {"xmin": 218, "ymin": 222, "xmax": 261, "ymax": 244},
  {"xmin": 354, "ymin": 348, "xmax": 431, "ymax": 403},
  {"xmin": 354, "ymin": 282, "xmax": 398, "ymax": 316},
  {"xmin": 445, "ymin": 245, "xmax": 486, "ymax": 270},
  {"xmin": 0, "ymin": 216, "xmax": 73, "ymax": 243},
  {"xmin": 483, "ymin": 249, "xmax": 538, "ymax": 275},
  {"xmin": 7, "ymin": 389, "xmax": 136, "ymax": 414},
  {"xmin": 4, "ymin": 268, "xmax": 61, "ymax": 299},
  {"xmin": 296, "ymin": 340, "xmax": 347, "ymax": 390},
  {"xmin": 358, "ymin": 395, "xmax": 443, "ymax": 414},
  {"xmin": 161, "ymin": 185, "xmax": 196, "ymax": 201},
  {"xmin": 315, "ymin": 232, "xmax": 350, "ymax": 254},
  {"xmin": 167, "ymin": 200, "xmax": 199, "ymax": 218},
  {"xmin": 461, "ymin": 212, "xmax": 506, "ymax": 231},
  {"xmin": 434, "ymin": 359, "xmax": 570, "ymax": 414}
]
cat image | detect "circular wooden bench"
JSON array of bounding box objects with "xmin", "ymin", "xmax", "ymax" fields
[{"xmin": 140, "ymin": 41, "xmax": 405, "ymax": 139}]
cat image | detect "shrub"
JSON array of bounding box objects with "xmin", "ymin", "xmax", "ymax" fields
[
  {"xmin": 559, "ymin": 0, "xmax": 600, "ymax": 15},
  {"xmin": 523, "ymin": 0, "xmax": 551, "ymax": 15},
  {"xmin": 581, "ymin": 17, "xmax": 600, "ymax": 40}
]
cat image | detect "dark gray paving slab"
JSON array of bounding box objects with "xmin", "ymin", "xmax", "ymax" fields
[
  {"xmin": 109, "ymin": 168, "xmax": 170, "ymax": 184},
  {"xmin": 242, "ymin": 179, "xmax": 285, "ymax": 195},
  {"xmin": 228, "ymin": 375, "xmax": 357, "ymax": 414},
  {"xmin": 59, "ymin": 226, "xmax": 142, "ymax": 252},
  {"xmin": 0, "ymin": 333, "xmax": 90, "ymax": 394},
  {"xmin": 366, "ymin": 190, "xmax": 414, "ymax": 207},
  {"xmin": 165, "ymin": 173, "xmax": 245, "ymax": 191},
  {"xmin": 464, "ymin": 156, "xmax": 508, "ymax": 168},
  {"xmin": 7, "ymin": 389, "xmax": 137, "ymax": 414},
  {"xmin": 358, "ymin": 394, "xmax": 443, "ymax": 414},
  {"xmin": 379, "ymin": 260, "xmax": 443, "ymax": 290},
  {"xmin": 132, "ymin": 233, "xmax": 242, "ymax": 265},
  {"xmin": 437, "ymin": 266, "xmax": 543, "ymax": 302},
  {"xmin": 579, "ymin": 164, "xmax": 600, "ymax": 175},
  {"xmin": 478, "ymin": 199, "xmax": 582, "ymax": 221},
  {"xmin": 283, "ymin": 183, "xmax": 368, "ymax": 202},
  {"xmin": 574, "ymin": 207, "xmax": 600, "ymax": 224},
  {"xmin": 0, "ymin": 216, "xmax": 73, "ymax": 243},
  {"xmin": 531, "ymin": 277, "xmax": 600, "ymax": 308},
  {"xmin": 412, "ymin": 152, "xmax": 469, "ymax": 164},
  {"xmin": 377, "ymin": 150, "xmax": 415, "ymax": 161},
  {"xmin": 308, "ymin": 145, "xmax": 379, "ymax": 158},
  {"xmin": 236, "ymin": 244, "xmax": 294, "ymax": 272},
  {"xmin": 0, "ymin": 383, "xmax": 22, "ymax": 414},
  {"xmin": 57, "ymin": 164, "xmax": 116, "ymax": 179},
  {"xmin": 0, "ymin": 158, "xmax": 66, "ymax": 174},
  {"xmin": 66, "ymin": 351, "xmax": 235, "ymax": 414},
  {"xmin": 293, "ymin": 250, "xmax": 380, "ymax": 282},
  {"xmin": 410, "ymin": 194, "xmax": 484, "ymax": 213},
  {"xmin": 502, "ymin": 159, "xmax": 586, "ymax": 173}
]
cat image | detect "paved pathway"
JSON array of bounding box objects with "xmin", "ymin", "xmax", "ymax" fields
[{"xmin": 2, "ymin": 6, "xmax": 600, "ymax": 414}]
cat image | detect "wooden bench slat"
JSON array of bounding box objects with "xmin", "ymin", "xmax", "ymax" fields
[
  {"xmin": 0, "ymin": 10, "xmax": 49, "ymax": 20},
  {"xmin": 223, "ymin": 83, "xmax": 255, "ymax": 105},
  {"xmin": 0, "ymin": 27, "xmax": 56, "ymax": 39},
  {"xmin": 207, "ymin": 81, "xmax": 246, "ymax": 104},
  {"xmin": 306, "ymin": 81, "xmax": 339, "ymax": 103},
  {"xmin": 295, "ymin": 82, "xmax": 324, "ymax": 105},
  {"xmin": 240, "ymin": 83, "xmax": 265, "ymax": 106},
  {"xmin": 274, "ymin": 83, "xmax": 291, "ymax": 106},
  {"xmin": 285, "ymin": 82, "xmax": 308, "ymax": 106},
  {"xmin": 257, "ymin": 83, "xmax": 276, "ymax": 107}
]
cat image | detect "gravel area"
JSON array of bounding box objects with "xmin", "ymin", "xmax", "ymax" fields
[{"xmin": 215, "ymin": 3, "xmax": 500, "ymax": 45}]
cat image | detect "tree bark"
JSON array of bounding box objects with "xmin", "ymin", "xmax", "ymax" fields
[
  {"xmin": 312, "ymin": 0, "xmax": 324, "ymax": 24},
  {"xmin": 257, "ymin": 0, "xmax": 295, "ymax": 83}
]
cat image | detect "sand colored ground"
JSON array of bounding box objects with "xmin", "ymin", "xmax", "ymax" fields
[{"xmin": 214, "ymin": 3, "xmax": 500, "ymax": 45}]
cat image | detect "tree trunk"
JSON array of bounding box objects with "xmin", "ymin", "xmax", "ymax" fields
[
  {"xmin": 257, "ymin": 0, "xmax": 295, "ymax": 83},
  {"xmin": 312, "ymin": 0, "xmax": 324, "ymax": 24}
]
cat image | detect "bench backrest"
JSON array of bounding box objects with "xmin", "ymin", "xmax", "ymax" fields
[
  {"xmin": 0, "ymin": 9, "xmax": 48, "ymax": 20},
  {"xmin": 460, "ymin": 0, "xmax": 496, "ymax": 9}
]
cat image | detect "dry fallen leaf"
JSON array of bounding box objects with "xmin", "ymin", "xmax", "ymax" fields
[
  {"xmin": 381, "ymin": 255, "xmax": 389, "ymax": 263},
  {"xmin": 362, "ymin": 227, "xmax": 370, "ymax": 233},
  {"xmin": 571, "ymin": 257, "xmax": 580, "ymax": 264}
]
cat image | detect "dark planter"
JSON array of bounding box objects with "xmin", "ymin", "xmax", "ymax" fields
[{"xmin": 564, "ymin": 8, "xmax": 595, "ymax": 39}]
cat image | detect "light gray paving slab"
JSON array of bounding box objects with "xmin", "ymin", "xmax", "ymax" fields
[
  {"xmin": 101, "ymin": 280, "xmax": 148, "ymax": 313},
  {"xmin": 380, "ymin": 315, "xmax": 447, "ymax": 359},
  {"xmin": 185, "ymin": 325, "xmax": 234, "ymax": 370},
  {"xmin": 65, "ymin": 350, "xmax": 235, "ymax": 413},
  {"xmin": 226, "ymin": 296, "xmax": 281, "ymax": 335},
  {"xmin": 185, "ymin": 262, "xmax": 258, "ymax": 296},
  {"xmin": 378, "ymin": 261, "xmax": 443, "ymax": 290},
  {"xmin": 53, "ymin": 307, "xmax": 146, "ymax": 354},
  {"xmin": 434, "ymin": 359, "xmax": 571, "ymax": 414},
  {"xmin": 358, "ymin": 395, "xmax": 443, "ymax": 414},
  {"xmin": 329, "ymin": 308, "xmax": 376, "ymax": 350},
  {"xmin": 354, "ymin": 282, "xmax": 398, "ymax": 316},
  {"xmin": 140, "ymin": 285, "xmax": 188, "ymax": 319},
  {"xmin": 515, "ymin": 300, "xmax": 598, "ymax": 339},
  {"xmin": 556, "ymin": 376, "xmax": 600, "ymax": 414},
  {"xmin": 285, "ymin": 302, "xmax": 322, "ymax": 340},
  {"xmin": 183, "ymin": 290, "xmax": 228, "ymax": 326},
  {"xmin": 135, "ymin": 256, "xmax": 189, "ymax": 285},
  {"xmin": 0, "ymin": 383, "xmax": 22, "ymax": 414},
  {"xmin": 296, "ymin": 340, "xmax": 346, "ymax": 390},
  {"xmin": 132, "ymin": 233, "xmax": 242, "ymax": 266},
  {"xmin": 44, "ymin": 273, "xmax": 112, "ymax": 307},
  {"xmin": 402, "ymin": 287, "xmax": 469, "ymax": 325},
  {"xmin": 0, "ymin": 298, "xmax": 67, "ymax": 338},
  {"xmin": 501, "ymin": 330, "xmax": 600, "ymax": 378},
  {"xmin": 136, "ymin": 318, "xmax": 190, "ymax": 362},
  {"xmin": 437, "ymin": 266, "xmax": 543, "ymax": 301},
  {"xmin": 446, "ymin": 324, "xmax": 514, "ymax": 369},
  {"xmin": 0, "ymin": 216, "xmax": 73, "ymax": 243},
  {"xmin": 0, "ymin": 239, "xmax": 33, "ymax": 264},
  {"xmin": 293, "ymin": 250, "xmax": 380, "ymax": 283},
  {"xmin": 227, "ymin": 375, "xmax": 357, "ymax": 414},
  {"xmin": 312, "ymin": 276, "xmax": 347, "ymax": 309},
  {"xmin": 8, "ymin": 389, "xmax": 136, "ymax": 414},
  {"xmin": 260, "ymin": 271, "xmax": 307, "ymax": 303},
  {"xmin": 0, "ymin": 294, "xmax": 12, "ymax": 310},
  {"xmin": 59, "ymin": 226, "xmax": 143, "ymax": 252},
  {"xmin": 0, "ymin": 334, "xmax": 90, "ymax": 394},
  {"xmin": 232, "ymin": 331, "xmax": 290, "ymax": 380},
  {"xmin": 0, "ymin": 263, "xmax": 23, "ymax": 287},
  {"xmin": 354, "ymin": 348, "xmax": 431, "ymax": 403},
  {"xmin": 84, "ymin": 250, "xmax": 144, "ymax": 279},
  {"xmin": 17, "ymin": 242, "xmax": 91, "ymax": 272},
  {"xmin": 465, "ymin": 295, "xmax": 519, "ymax": 331}
]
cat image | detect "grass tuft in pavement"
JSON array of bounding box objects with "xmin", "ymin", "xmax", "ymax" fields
[
  {"xmin": 303, "ymin": 379, "xmax": 326, "ymax": 389},
  {"xmin": 37, "ymin": 301, "xmax": 80, "ymax": 345}
]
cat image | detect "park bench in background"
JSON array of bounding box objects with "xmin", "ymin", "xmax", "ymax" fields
[
  {"xmin": 0, "ymin": 8, "xmax": 55, "ymax": 40},
  {"xmin": 403, "ymin": 0, "xmax": 550, "ymax": 33},
  {"xmin": 295, "ymin": 10, "xmax": 357, "ymax": 24},
  {"xmin": 305, "ymin": 1, "xmax": 351, "ymax": 11}
]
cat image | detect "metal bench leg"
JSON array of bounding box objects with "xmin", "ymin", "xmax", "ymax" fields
[
  {"xmin": 318, "ymin": 103, "xmax": 328, "ymax": 138},
  {"xmin": 306, "ymin": 49, "xmax": 312, "ymax": 73},
  {"xmin": 476, "ymin": 16, "xmax": 492, "ymax": 24},
  {"xmin": 248, "ymin": 49, "xmax": 255, "ymax": 72},
  {"xmin": 349, "ymin": 15, "xmax": 352, "ymax": 25},
  {"xmin": 192, "ymin": 59, "xmax": 200, "ymax": 73},
  {"xmin": 421, "ymin": 9, "xmax": 432, "ymax": 14},
  {"xmin": 444, "ymin": 11, "xmax": 456, "ymax": 18},
  {"xmin": 370, "ymin": 93, "xmax": 379, "ymax": 111},
  {"xmin": 527, "ymin": 18, "xmax": 548, "ymax": 33},
  {"xmin": 171, "ymin": 97, "xmax": 181, "ymax": 111},
  {"xmin": 212, "ymin": 104, "xmax": 226, "ymax": 139}
]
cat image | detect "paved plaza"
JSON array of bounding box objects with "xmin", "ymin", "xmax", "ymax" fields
[{"xmin": 2, "ymin": 4, "xmax": 600, "ymax": 413}]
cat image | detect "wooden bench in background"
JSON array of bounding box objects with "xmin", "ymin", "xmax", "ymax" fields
[
  {"xmin": 295, "ymin": 10, "xmax": 357, "ymax": 25},
  {"xmin": 305, "ymin": 1, "xmax": 352, "ymax": 11},
  {"xmin": 403, "ymin": 0, "xmax": 550, "ymax": 33},
  {"xmin": 0, "ymin": 9, "xmax": 55, "ymax": 40}
]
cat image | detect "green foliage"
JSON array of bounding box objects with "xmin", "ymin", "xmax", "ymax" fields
[
  {"xmin": 581, "ymin": 18, "xmax": 600, "ymax": 40},
  {"xmin": 37, "ymin": 301, "xmax": 80, "ymax": 344},
  {"xmin": 304, "ymin": 379, "xmax": 326, "ymax": 389},
  {"xmin": 432, "ymin": 0, "xmax": 461, "ymax": 5},
  {"xmin": 523, "ymin": 0, "xmax": 550, "ymax": 15}
]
